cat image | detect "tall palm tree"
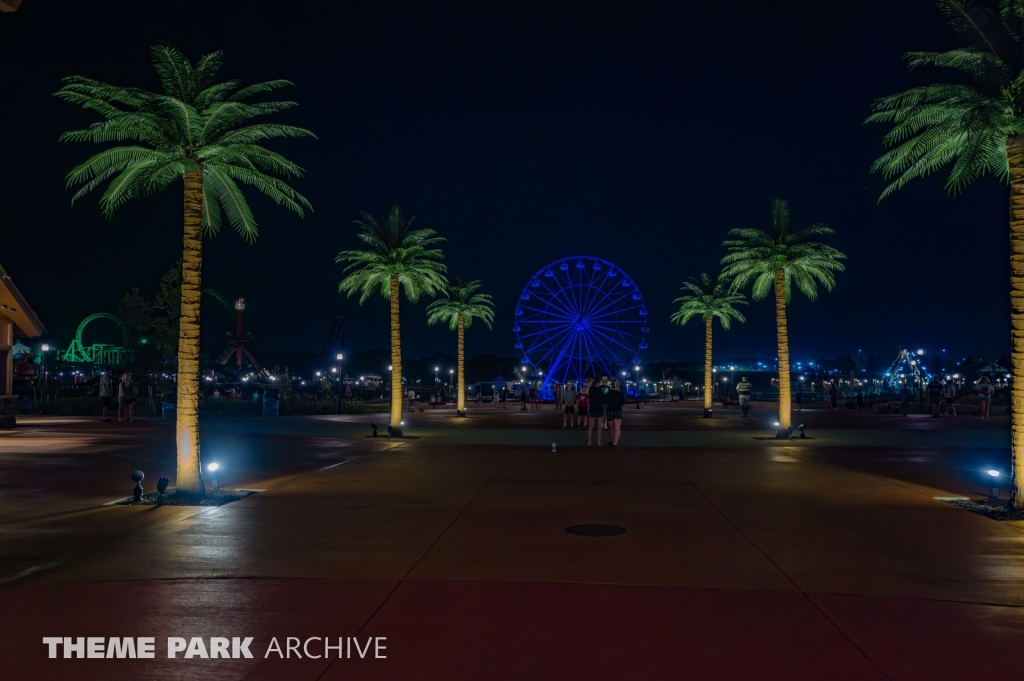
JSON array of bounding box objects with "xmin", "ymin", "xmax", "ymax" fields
[
  {"xmin": 670, "ymin": 273, "xmax": 747, "ymax": 417},
  {"xmin": 336, "ymin": 206, "xmax": 446, "ymax": 432},
  {"xmin": 58, "ymin": 45, "xmax": 313, "ymax": 495},
  {"xmin": 426, "ymin": 278, "xmax": 495, "ymax": 416},
  {"xmin": 867, "ymin": 0, "xmax": 1024, "ymax": 505},
  {"xmin": 721, "ymin": 199, "xmax": 845, "ymax": 436}
]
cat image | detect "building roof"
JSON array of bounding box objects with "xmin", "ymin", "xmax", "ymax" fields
[{"xmin": 0, "ymin": 263, "xmax": 46, "ymax": 337}]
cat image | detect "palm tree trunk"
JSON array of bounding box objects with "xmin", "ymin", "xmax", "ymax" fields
[
  {"xmin": 175, "ymin": 171, "xmax": 205, "ymax": 495},
  {"xmin": 774, "ymin": 269, "xmax": 792, "ymax": 433},
  {"xmin": 389, "ymin": 275, "xmax": 403, "ymax": 431},
  {"xmin": 703, "ymin": 316, "xmax": 713, "ymax": 415},
  {"xmin": 457, "ymin": 313, "xmax": 466, "ymax": 415},
  {"xmin": 1008, "ymin": 136, "xmax": 1024, "ymax": 507}
]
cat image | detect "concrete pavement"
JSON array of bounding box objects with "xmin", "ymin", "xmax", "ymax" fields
[{"xmin": 0, "ymin": 408, "xmax": 1020, "ymax": 679}]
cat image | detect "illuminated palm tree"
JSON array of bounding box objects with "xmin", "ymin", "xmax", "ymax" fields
[
  {"xmin": 58, "ymin": 45, "xmax": 313, "ymax": 494},
  {"xmin": 426, "ymin": 278, "xmax": 495, "ymax": 416},
  {"xmin": 670, "ymin": 273, "xmax": 747, "ymax": 417},
  {"xmin": 867, "ymin": 0, "xmax": 1024, "ymax": 505},
  {"xmin": 336, "ymin": 207, "xmax": 446, "ymax": 432},
  {"xmin": 721, "ymin": 199, "xmax": 845, "ymax": 436}
]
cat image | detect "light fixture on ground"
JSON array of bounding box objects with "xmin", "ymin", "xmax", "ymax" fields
[
  {"xmin": 988, "ymin": 469, "xmax": 1000, "ymax": 499},
  {"xmin": 131, "ymin": 470, "xmax": 144, "ymax": 503},
  {"xmin": 208, "ymin": 462, "xmax": 220, "ymax": 492},
  {"xmin": 371, "ymin": 422, "xmax": 378, "ymax": 437}
]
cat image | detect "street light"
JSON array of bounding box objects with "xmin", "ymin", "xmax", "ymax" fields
[{"xmin": 449, "ymin": 368, "xmax": 454, "ymax": 401}]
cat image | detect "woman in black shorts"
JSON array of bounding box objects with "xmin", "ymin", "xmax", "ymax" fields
[{"xmin": 586, "ymin": 377, "xmax": 606, "ymax": 445}]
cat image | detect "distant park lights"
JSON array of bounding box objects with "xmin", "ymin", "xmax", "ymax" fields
[
  {"xmin": 388, "ymin": 365, "xmax": 393, "ymax": 371},
  {"xmin": 336, "ymin": 353, "xmax": 344, "ymax": 360},
  {"xmin": 988, "ymin": 469, "xmax": 1000, "ymax": 477},
  {"xmin": 41, "ymin": 344, "xmax": 49, "ymax": 352},
  {"xmin": 331, "ymin": 368, "xmax": 337, "ymax": 373}
]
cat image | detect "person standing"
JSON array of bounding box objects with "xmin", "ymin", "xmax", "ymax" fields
[
  {"xmin": 600, "ymin": 376, "xmax": 611, "ymax": 430},
  {"xmin": 736, "ymin": 376, "xmax": 752, "ymax": 417},
  {"xmin": 927, "ymin": 377, "xmax": 943, "ymax": 417},
  {"xmin": 119, "ymin": 372, "xmax": 137, "ymax": 423},
  {"xmin": 98, "ymin": 368, "xmax": 113, "ymax": 422},
  {"xmin": 577, "ymin": 380, "xmax": 590, "ymax": 430},
  {"xmin": 529, "ymin": 383, "xmax": 539, "ymax": 410},
  {"xmin": 586, "ymin": 377, "xmax": 606, "ymax": 445},
  {"xmin": 553, "ymin": 382, "xmax": 563, "ymax": 412},
  {"xmin": 519, "ymin": 384, "xmax": 528, "ymax": 411},
  {"xmin": 828, "ymin": 382, "xmax": 839, "ymax": 413},
  {"xmin": 975, "ymin": 376, "xmax": 994, "ymax": 421},
  {"xmin": 855, "ymin": 391, "xmax": 865, "ymax": 412},
  {"xmin": 501, "ymin": 385, "xmax": 508, "ymax": 409},
  {"xmin": 796, "ymin": 387, "xmax": 804, "ymax": 411},
  {"xmin": 943, "ymin": 379, "xmax": 957, "ymax": 417},
  {"xmin": 605, "ymin": 379, "xmax": 626, "ymax": 446},
  {"xmin": 899, "ymin": 382, "xmax": 913, "ymax": 416},
  {"xmin": 563, "ymin": 382, "xmax": 576, "ymax": 429}
]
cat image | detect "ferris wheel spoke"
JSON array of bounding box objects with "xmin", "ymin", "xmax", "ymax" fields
[
  {"xmin": 523, "ymin": 324, "xmax": 577, "ymax": 353},
  {"xmin": 587, "ymin": 328, "xmax": 630, "ymax": 370},
  {"xmin": 587, "ymin": 327, "xmax": 640, "ymax": 357},
  {"xmin": 524, "ymin": 291, "xmax": 579, "ymax": 320},
  {"xmin": 517, "ymin": 322, "xmax": 576, "ymax": 341},
  {"xmin": 584, "ymin": 288, "xmax": 640, "ymax": 320}
]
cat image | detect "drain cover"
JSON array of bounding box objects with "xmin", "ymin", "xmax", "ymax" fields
[{"xmin": 565, "ymin": 524, "xmax": 627, "ymax": 537}]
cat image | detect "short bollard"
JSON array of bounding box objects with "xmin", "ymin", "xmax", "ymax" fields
[
  {"xmin": 131, "ymin": 470, "xmax": 145, "ymax": 503},
  {"xmin": 157, "ymin": 476, "xmax": 169, "ymax": 506}
]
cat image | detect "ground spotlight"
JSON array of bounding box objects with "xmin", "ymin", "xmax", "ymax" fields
[
  {"xmin": 131, "ymin": 470, "xmax": 144, "ymax": 503},
  {"xmin": 988, "ymin": 469, "xmax": 1001, "ymax": 499},
  {"xmin": 798, "ymin": 424, "xmax": 806, "ymax": 439},
  {"xmin": 208, "ymin": 462, "xmax": 220, "ymax": 492}
]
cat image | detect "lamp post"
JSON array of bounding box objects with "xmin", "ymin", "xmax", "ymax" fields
[
  {"xmin": 634, "ymin": 364, "xmax": 641, "ymax": 409},
  {"xmin": 449, "ymin": 368, "xmax": 454, "ymax": 402},
  {"xmin": 388, "ymin": 364, "xmax": 393, "ymax": 402},
  {"xmin": 39, "ymin": 343, "xmax": 50, "ymax": 414}
]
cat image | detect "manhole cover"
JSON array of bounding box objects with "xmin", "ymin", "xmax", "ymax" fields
[{"xmin": 565, "ymin": 524, "xmax": 627, "ymax": 537}]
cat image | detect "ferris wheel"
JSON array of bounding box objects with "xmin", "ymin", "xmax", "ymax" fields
[{"xmin": 514, "ymin": 256, "xmax": 648, "ymax": 387}]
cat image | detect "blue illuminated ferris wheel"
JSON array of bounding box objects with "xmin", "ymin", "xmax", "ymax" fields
[{"xmin": 515, "ymin": 256, "xmax": 648, "ymax": 387}]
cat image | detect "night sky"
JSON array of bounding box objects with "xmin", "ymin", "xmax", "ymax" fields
[{"xmin": 0, "ymin": 0, "xmax": 1009, "ymax": 368}]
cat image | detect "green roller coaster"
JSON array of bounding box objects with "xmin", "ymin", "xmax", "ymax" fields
[{"xmin": 60, "ymin": 313, "xmax": 129, "ymax": 366}]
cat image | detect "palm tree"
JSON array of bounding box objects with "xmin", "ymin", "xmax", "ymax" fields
[
  {"xmin": 58, "ymin": 45, "xmax": 313, "ymax": 495},
  {"xmin": 336, "ymin": 206, "xmax": 446, "ymax": 432},
  {"xmin": 867, "ymin": 0, "xmax": 1024, "ymax": 505},
  {"xmin": 721, "ymin": 199, "xmax": 845, "ymax": 436},
  {"xmin": 426, "ymin": 278, "xmax": 495, "ymax": 416},
  {"xmin": 670, "ymin": 273, "xmax": 747, "ymax": 417}
]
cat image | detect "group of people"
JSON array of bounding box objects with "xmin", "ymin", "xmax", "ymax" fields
[
  {"xmin": 97, "ymin": 368, "xmax": 137, "ymax": 423},
  {"xmin": 550, "ymin": 376, "xmax": 626, "ymax": 446}
]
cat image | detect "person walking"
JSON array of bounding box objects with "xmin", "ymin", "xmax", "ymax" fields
[
  {"xmin": 98, "ymin": 368, "xmax": 113, "ymax": 422},
  {"xmin": 943, "ymin": 379, "xmax": 957, "ymax": 417},
  {"xmin": 119, "ymin": 371, "xmax": 137, "ymax": 423},
  {"xmin": 563, "ymin": 382, "xmax": 576, "ymax": 429},
  {"xmin": 899, "ymin": 382, "xmax": 912, "ymax": 416},
  {"xmin": 736, "ymin": 376, "xmax": 752, "ymax": 417},
  {"xmin": 605, "ymin": 379, "xmax": 626, "ymax": 446},
  {"xmin": 577, "ymin": 380, "xmax": 590, "ymax": 430},
  {"xmin": 975, "ymin": 376, "xmax": 994, "ymax": 421},
  {"xmin": 586, "ymin": 377, "xmax": 606, "ymax": 445},
  {"xmin": 828, "ymin": 382, "xmax": 839, "ymax": 413},
  {"xmin": 927, "ymin": 377, "xmax": 943, "ymax": 417}
]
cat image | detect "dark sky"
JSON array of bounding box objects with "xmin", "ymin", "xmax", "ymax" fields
[{"xmin": 0, "ymin": 0, "xmax": 1009, "ymax": 368}]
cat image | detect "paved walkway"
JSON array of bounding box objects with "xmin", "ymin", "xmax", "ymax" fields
[{"xmin": 0, "ymin": 410, "xmax": 1019, "ymax": 679}]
